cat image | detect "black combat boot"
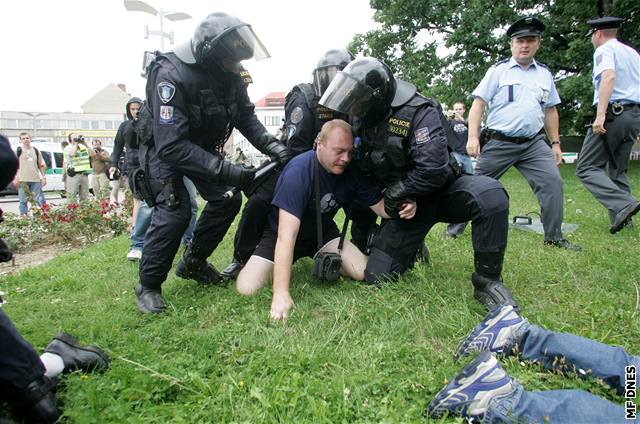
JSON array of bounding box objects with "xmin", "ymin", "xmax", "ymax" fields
[
  {"xmin": 175, "ymin": 242, "xmax": 223, "ymax": 285},
  {"xmin": 44, "ymin": 332, "xmax": 110, "ymax": 373},
  {"xmin": 135, "ymin": 283, "xmax": 166, "ymax": 314},
  {"xmin": 221, "ymin": 258, "xmax": 243, "ymax": 279},
  {"xmin": 10, "ymin": 376, "xmax": 60, "ymax": 424},
  {"xmin": 472, "ymin": 251, "xmax": 519, "ymax": 311}
]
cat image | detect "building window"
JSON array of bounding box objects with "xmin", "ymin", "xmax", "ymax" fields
[
  {"xmin": 91, "ymin": 120, "xmax": 99, "ymax": 130},
  {"xmin": 81, "ymin": 121, "xmax": 90, "ymax": 130},
  {"xmin": 264, "ymin": 115, "xmax": 281, "ymax": 126},
  {"xmin": 1, "ymin": 119, "xmax": 18, "ymax": 129},
  {"xmin": 105, "ymin": 121, "xmax": 113, "ymax": 130}
]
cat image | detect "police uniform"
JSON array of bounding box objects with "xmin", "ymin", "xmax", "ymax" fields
[
  {"xmin": 321, "ymin": 57, "xmax": 516, "ymax": 310},
  {"xmin": 137, "ymin": 51, "xmax": 274, "ymax": 291},
  {"xmin": 361, "ymin": 94, "xmax": 510, "ymax": 286},
  {"xmin": 471, "ymin": 17, "xmax": 578, "ymax": 249},
  {"xmin": 576, "ymin": 16, "xmax": 640, "ymax": 233}
]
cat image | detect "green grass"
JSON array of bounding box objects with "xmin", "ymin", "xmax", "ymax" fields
[{"xmin": 2, "ymin": 163, "xmax": 639, "ymax": 423}]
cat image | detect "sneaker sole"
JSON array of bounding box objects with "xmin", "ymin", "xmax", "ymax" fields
[
  {"xmin": 456, "ymin": 306, "xmax": 516, "ymax": 359},
  {"xmin": 428, "ymin": 351, "xmax": 496, "ymax": 418}
]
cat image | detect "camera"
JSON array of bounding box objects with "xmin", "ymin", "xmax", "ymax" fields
[
  {"xmin": 73, "ymin": 135, "xmax": 85, "ymax": 143},
  {"xmin": 311, "ymin": 251, "xmax": 342, "ymax": 282}
]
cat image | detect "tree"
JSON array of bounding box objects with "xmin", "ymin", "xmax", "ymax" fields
[{"xmin": 349, "ymin": 0, "xmax": 639, "ymax": 135}]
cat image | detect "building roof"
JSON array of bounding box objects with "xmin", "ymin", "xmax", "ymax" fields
[
  {"xmin": 254, "ymin": 92, "xmax": 286, "ymax": 107},
  {"xmin": 81, "ymin": 83, "xmax": 130, "ymax": 114}
]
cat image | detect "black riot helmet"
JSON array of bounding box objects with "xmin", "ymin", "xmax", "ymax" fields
[
  {"xmin": 312, "ymin": 49, "xmax": 355, "ymax": 97},
  {"xmin": 174, "ymin": 12, "xmax": 270, "ymax": 72},
  {"xmin": 319, "ymin": 57, "xmax": 417, "ymax": 128}
]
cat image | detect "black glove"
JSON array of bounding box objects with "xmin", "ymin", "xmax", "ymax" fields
[
  {"xmin": 384, "ymin": 180, "xmax": 412, "ymax": 219},
  {"xmin": 265, "ymin": 141, "xmax": 292, "ymax": 165},
  {"xmin": 219, "ymin": 161, "xmax": 256, "ymax": 190}
]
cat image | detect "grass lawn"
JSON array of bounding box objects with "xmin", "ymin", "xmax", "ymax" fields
[{"xmin": 1, "ymin": 163, "xmax": 639, "ymax": 423}]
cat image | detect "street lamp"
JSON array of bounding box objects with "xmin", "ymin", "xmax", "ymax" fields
[
  {"xmin": 19, "ymin": 112, "xmax": 48, "ymax": 139},
  {"xmin": 124, "ymin": 0, "xmax": 191, "ymax": 51}
]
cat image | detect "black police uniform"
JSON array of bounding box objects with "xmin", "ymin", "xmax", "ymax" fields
[
  {"xmin": 111, "ymin": 97, "xmax": 142, "ymax": 194},
  {"xmin": 137, "ymin": 52, "xmax": 275, "ymax": 292},
  {"xmin": 360, "ymin": 94, "xmax": 510, "ymax": 287}
]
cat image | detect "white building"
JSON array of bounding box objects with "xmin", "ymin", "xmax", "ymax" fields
[{"xmin": 230, "ymin": 92, "xmax": 285, "ymax": 167}]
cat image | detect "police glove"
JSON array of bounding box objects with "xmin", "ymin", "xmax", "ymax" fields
[
  {"xmin": 265, "ymin": 141, "xmax": 292, "ymax": 165},
  {"xmin": 220, "ymin": 161, "xmax": 256, "ymax": 191},
  {"xmin": 384, "ymin": 180, "xmax": 413, "ymax": 219}
]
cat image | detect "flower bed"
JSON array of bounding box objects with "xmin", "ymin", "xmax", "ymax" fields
[{"xmin": 0, "ymin": 199, "xmax": 131, "ymax": 253}]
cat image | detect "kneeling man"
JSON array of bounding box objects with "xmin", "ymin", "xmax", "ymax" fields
[{"xmin": 237, "ymin": 120, "xmax": 415, "ymax": 320}]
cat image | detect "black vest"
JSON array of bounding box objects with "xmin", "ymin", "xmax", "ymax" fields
[
  {"xmin": 294, "ymin": 83, "xmax": 347, "ymax": 135},
  {"xmin": 143, "ymin": 53, "xmax": 244, "ymax": 152}
]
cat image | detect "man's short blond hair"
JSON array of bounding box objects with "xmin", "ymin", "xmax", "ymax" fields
[{"xmin": 316, "ymin": 119, "xmax": 352, "ymax": 144}]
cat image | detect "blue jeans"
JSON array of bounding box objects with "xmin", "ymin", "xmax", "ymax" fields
[
  {"xmin": 130, "ymin": 177, "xmax": 197, "ymax": 250},
  {"xmin": 453, "ymin": 151, "xmax": 474, "ymax": 174},
  {"xmin": 485, "ymin": 324, "xmax": 640, "ymax": 423},
  {"xmin": 130, "ymin": 201, "xmax": 153, "ymax": 250},
  {"xmin": 181, "ymin": 177, "xmax": 198, "ymax": 246},
  {"xmin": 18, "ymin": 182, "xmax": 46, "ymax": 215}
]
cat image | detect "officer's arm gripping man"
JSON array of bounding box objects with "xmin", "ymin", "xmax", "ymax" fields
[{"xmin": 385, "ymin": 106, "xmax": 452, "ymax": 216}]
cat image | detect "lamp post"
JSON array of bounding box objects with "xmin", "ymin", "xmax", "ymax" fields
[
  {"xmin": 19, "ymin": 112, "xmax": 48, "ymax": 139},
  {"xmin": 124, "ymin": 0, "xmax": 191, "ymax": 51}
]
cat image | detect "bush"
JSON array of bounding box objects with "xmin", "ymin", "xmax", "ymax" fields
[{"xmin": 0, "ymin": 200, "xmax": 130, "ymax": 253}]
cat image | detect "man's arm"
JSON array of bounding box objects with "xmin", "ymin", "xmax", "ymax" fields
[
  {"xmin": 593, "ymin": 69, "xmax": 616, "ymax": 135},
  {"xmin": 271, "ymin": 209, "xmax": 301, "ymax": 320},
  {"xmin": 466, "ymin": 97, "xmax": 487, "ymax": 158},
  {"xmin": 543, "ymin": 106, "xmax": 562, "ymax": 165}
]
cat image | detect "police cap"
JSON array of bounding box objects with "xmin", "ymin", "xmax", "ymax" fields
[
  {"xmin": 506, "ymin": 17, "xmax": 545, "ymax": 38},
  {"xmin": 586, "ymin": 16, "xmax": 623, "ymax": 36}
]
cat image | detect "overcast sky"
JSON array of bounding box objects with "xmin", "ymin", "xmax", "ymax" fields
[{"xmin": 0, "ymin": 0, "xmax": 377, "ymax": 113}]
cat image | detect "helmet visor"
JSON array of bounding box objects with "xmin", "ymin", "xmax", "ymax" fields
[
  {"xmin": 319, "ymin": 72, "xmax": 374, "ymax": 117},
  {"xmin": 216, "ymin": 25, "xmax": 270, "ymax": 62},
  {"xmin": 312, "ymin": 66, "xmax": 339, "ymax": 97}
]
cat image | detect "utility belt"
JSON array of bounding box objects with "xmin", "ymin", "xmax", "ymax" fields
[
  {"xmin": 131, "ymin": 168, "xmax": 182, "ymax": 207},
  {"xmin": 605, "ymin": 102, "xmax": 640, "ymax": 117},
  {"xmin": 66, "ymin": 167, "xmax": 87, "ymax": 177},
  {"xmin": 481, "ymin": 128, "xmax": 544, "ymax": 144}
]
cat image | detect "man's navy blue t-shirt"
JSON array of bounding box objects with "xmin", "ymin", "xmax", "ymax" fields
[{"xmin": 271, "ymin": 149, "xmax": 382, "ymax": 241}]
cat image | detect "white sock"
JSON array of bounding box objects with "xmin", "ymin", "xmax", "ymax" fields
[{"xmin": 40, "ymin": 352, "xmax": 65, "ymax": 378}]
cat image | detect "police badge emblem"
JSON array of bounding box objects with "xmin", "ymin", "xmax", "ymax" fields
[
  {"xmin": 290, "ymin": 106, "xmax": 304, "ymax": 124},
  {"xmin": 159, "ymin": 105, "xmax": 174, "ymax": 125},
  {"xmin": 157, "ymin": 82, "xmax": 176, "ymax": 104}
]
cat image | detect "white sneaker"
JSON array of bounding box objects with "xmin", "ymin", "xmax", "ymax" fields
[{"xmin": 127, "ymin": 249, "xmax": 142, "ymax": 261}]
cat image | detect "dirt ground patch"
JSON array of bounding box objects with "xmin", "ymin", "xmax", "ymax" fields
[{"xmin": 0, "ymin": 244, "xmax": 78, "ymax": 276}]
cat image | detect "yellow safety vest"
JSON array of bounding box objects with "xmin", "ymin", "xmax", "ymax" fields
[{"xmin": 74, "ymin": 145, "xmax": 91, "ymax": 172}]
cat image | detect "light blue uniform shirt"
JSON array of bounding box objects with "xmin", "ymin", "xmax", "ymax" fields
[
  {"xmin": 473, "ymin": 57, "xmax": 561, "ymax": 138},
  {"xmin": 592, "ymin": 38, "xmax": 640, "ymax": 105}
]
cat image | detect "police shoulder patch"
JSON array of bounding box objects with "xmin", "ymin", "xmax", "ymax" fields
[
  {"xmin": 290, "ymin": 106, "xmax": 304, "ymax": 124},
  {"xmin": 595, "ymin": 54, "xmax": 602, "ymax": 66},
  {"xmin": 157, "ymin": 82, "xmax": 175, "ymax": 104},
  {"xmin": 414, "ymin": 127, "xmax": 430, "ymax": 145},
  {"xmin": 159, "ymin": 105, "xmax": 174, "ymax": 125},
  {"xmin": 240, "ymin": 69, "xmax": 253, "ymax": 85}
]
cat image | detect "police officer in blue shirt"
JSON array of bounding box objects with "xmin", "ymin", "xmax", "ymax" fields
[
  {"xmin": 133, "ymin": 13, "xmax": 291, "ymax": 313},
  {"xmin": 465, "ymin": 17, "xmax": 580, "ymax": 251},
  {"xmin": 576, "ymin": 16, "xmax": 640, "ymax": 234}
]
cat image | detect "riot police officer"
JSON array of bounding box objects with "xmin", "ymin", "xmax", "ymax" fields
[
  {"xmin": 134, "ymin": 12, "xmax": 290, "ymax": 313},
  {"xmin": 220, "ymin": 49, "xmax": 378, "ymax": 278},
  {"xmin": 320, "ymin": 58, "xmax": 517, "ymax": 310}
]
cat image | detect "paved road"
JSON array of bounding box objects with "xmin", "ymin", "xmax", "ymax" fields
[{"xmin": 0, "ymin": 194, "xmax": 66, "ymax": 215}]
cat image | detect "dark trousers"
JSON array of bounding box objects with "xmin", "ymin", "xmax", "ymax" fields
[
  {"xmin": 0, "ymin": 309, "xmax": 44, "ymax": 393},
  {"xmin": 365, "ymin": 175, "xmax": 509, "ymax": 283},
  {"xmin": 139, "ymin": 178, "xmax": 241, "ymax": 289}
]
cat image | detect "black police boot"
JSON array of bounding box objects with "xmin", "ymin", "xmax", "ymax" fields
[
  {"xmin": 410, "ymin": 242, "xmax": 430, "ymax": 267},
  {"xmin": 221, "ymin": 259, "xmax": 243, "ymax": 280},
  {"xmin": 44, "ymin": 332, "xmax": 110, "ymax": 373},
  {"xmin": 135, "ymin": 283, "xmax": 166, "ymax": 314},
  {"xmin": 472, "ymin": 251, "xmax": 519, "ymax": 311},
  {"xmin": 175, "ymin": 243, "xmax": 223, "ymax": 285},
  {"xmin": 11, "ymin": 376, "xmax": 60, "ymax": 424}
]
